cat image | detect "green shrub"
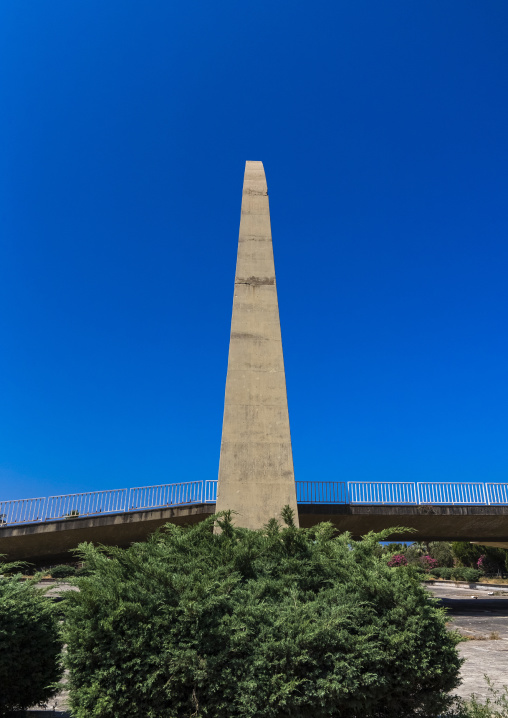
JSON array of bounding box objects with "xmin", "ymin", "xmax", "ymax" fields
[
  {"xmin": 440, "ymin": 567, "xmax": 454, "ymax": 580},
  {"xmin": 64, "ymin": 511, "xmax": 462, "ymax": 718},
  {"xmin": 432, "ymin": 567, "xmax": 454, "ymax": 580},
  {"xmin": 0, "ymin": 561, "xmax": 62, "ymax": 716},
  {"xmin": 451, "ymin": 567, "xmax": 481, "ymax": 582},
  {"xmin": 50, "ymin": 564, "xmax": 76, "ymax": 579},
  {"xmin": 462, "ymin": 568, "xmax": 481, "ymax": 583}
]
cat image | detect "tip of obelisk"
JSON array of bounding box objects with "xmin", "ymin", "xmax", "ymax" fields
[{"xmin": 243, "ymin": 161, "xmax": 267, "ymax": 194}]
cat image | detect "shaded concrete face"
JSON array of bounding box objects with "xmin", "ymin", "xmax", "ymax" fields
[
  {"xmin": 0, "ymin": 505, "xmax": 214, "ymax": 564},
  {"xmin": 1, "ymin": 504, "xmax": 507, "ymax": 563},
  {"xmin": 298, "ymin": 504, "xmax": 508, "ymax": 542},
  {"xmin": 215, "ymin": 161, "xmax": 299, "ymax": 528}
]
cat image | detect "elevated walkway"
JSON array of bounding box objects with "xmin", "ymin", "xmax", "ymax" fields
[
  {"xmin": 2, "ymin": 502, "xmax": 508, "ymax": 564},
  {"xmin": 1, "ymin": 481, "xmax": 508, "ymax": 563}
]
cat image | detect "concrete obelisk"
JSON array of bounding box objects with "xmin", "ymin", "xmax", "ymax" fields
[{"xmin": 215, "ymin": 161, "xmax": 299, "ymax": 528}]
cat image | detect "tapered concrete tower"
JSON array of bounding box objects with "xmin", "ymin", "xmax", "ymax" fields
[{"xmin": 215, "ymin": 161, "xmax": 299, "ymax": 528}]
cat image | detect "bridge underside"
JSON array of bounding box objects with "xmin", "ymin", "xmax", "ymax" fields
[
  {"xmin": 298, "ymin": 505, "xmax": 508, "ymax": 545},
  {"xmin": 0, "ymin": 505, "xmax": 215, "ymax": 565},
  {"xmin": 1, "ymin": 503, "xmax": 508, "ymax": 564}
]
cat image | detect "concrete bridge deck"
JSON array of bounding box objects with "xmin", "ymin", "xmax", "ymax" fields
[{"xmin": 2, "ymin": 501, "xmax": 508, "ymax": 564}]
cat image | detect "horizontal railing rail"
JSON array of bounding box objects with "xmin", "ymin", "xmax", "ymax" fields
[{"xmin": 1, "ymin": 480, "xmax": 508, "ymax": 527}]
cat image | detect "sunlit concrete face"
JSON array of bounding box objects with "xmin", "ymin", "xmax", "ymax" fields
[{"xmin": 215, "ymin": 161, "xmax": 299, "ymax": 528}]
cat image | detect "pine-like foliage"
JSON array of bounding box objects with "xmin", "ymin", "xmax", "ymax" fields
[
  {"xmin": 0, "ymin": 562, "xmax": 62, "ymax": 716},
  {"xmin": 63, "ymin": 510, "xmax": 462, "ymax": 718}
]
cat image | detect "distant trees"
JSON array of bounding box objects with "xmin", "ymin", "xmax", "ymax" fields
[
  {"xmin": 0, "ymin": 561, "xmax": 62, "ymax": 716},
  {"xmin": 384, "ymin": 541, "xmax": 508, "ymax": 576},
  {"xmin": 452, "ymin": 542, "xmax": 508, "ymax": 573},
  {"xmin": 63, "ymin": 511, "xmax": 462, "ymax": 718}
]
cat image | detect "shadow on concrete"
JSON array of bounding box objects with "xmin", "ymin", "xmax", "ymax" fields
[{"xmin": 437, "ymin": 597, "xmax": 508, "ymax": 615}]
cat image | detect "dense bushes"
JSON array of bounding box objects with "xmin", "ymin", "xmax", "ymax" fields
[
  {"xmin": 50, "ymin": 564, "xmax": 76, "ymax": 579},
  {"xmin": 430, "ymin": 567, "xmax": 454, "ymax": 580},
  {"xmin": 453, "ymin": 568, "xmax": 482, "ymax": 582},
  {"xmin": 0, "ymin": 562, "xmax": 62, "ymax": 716},
  {"xmin": 430, "ymin": 567, "xmax": 482, "ymax": 582},
  {"xmin": 47, "ymin": 564, "xmax": 91, "ymax": 578},
  {"xmin": 63, "ymin": 511, "xmax": 462, "ymax": 718},
  {"xmin": 384, "ymin": 541, "xmax": 508, "ymax": 578}
]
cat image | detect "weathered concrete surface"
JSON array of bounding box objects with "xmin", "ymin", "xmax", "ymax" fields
[
  {"xmin": 298, "ymin": 504, "xmax": 508, "ymax": 541},
  {"xmin": 0, "ymin": 504, "xmax": 214, "ymax": 563},
  {"xmin": 428, "ymin": 584, "xmax": 508, "ymax": 702},
  {"xmin": 215, "ymin": 161, "xmax": 298, "ymax": 528}
]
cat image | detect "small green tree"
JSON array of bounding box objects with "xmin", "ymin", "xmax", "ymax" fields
[
  {"xmin": 64, "ymin": 511, "xmax": 462, "ymax": 718},
  {"xmin": 0, "ymin": 561, "xmax": 62, "ymax": 716},
  {"xmin": 429, "ymin": 542, "xmax": 455, "ymax": 568},
  {"xmin": 452, "ymin": 542, "xmax": 484, "ymax": 568}
]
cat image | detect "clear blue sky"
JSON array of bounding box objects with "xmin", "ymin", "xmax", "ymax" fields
[{"xmin": 1, "ymin": 1, "xmax": 507, "ymax": 501}]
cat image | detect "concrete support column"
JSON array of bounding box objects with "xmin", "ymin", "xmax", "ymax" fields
[{"xmin": 215, "ymin": 161, "xmax": 299, "ymax": 528}]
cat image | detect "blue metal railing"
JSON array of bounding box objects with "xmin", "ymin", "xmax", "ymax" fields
[{"xmin": 0, "ymin": 480, "xmax": 507, "ymax": 527}]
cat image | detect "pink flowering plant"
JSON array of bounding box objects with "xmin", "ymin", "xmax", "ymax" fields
[
  {"xmin": 387, "ymin": 554, "xmax": 408, "ymax": 567},
  {"xmin": 419, "ymin": 555, "xmax": 438, "ymax": 572}
]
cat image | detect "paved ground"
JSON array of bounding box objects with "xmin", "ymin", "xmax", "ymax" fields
[{"xmin": 427, "ymin": 583, "xmax": 508, "ymax": 702}]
